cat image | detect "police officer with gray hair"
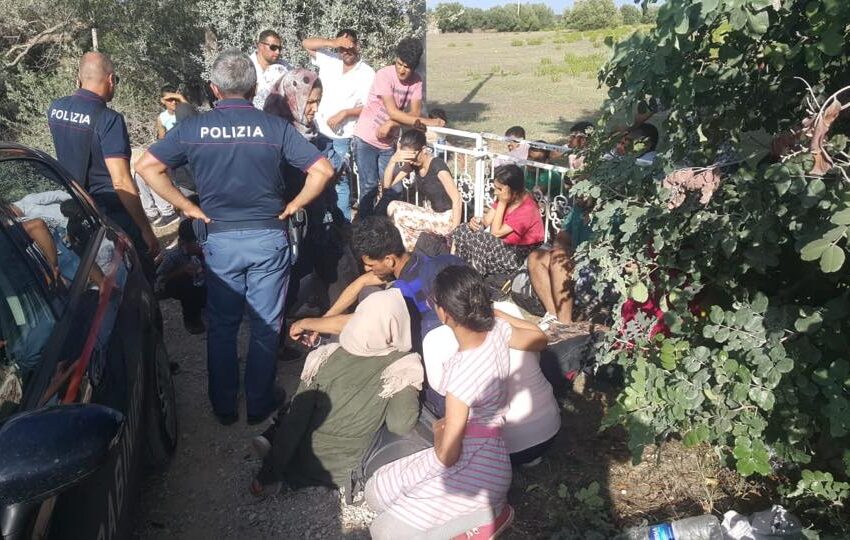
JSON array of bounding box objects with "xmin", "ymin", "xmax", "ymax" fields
[{"xmin": 136, "ymin": 49, "xmax": 334, "ymax": 425}]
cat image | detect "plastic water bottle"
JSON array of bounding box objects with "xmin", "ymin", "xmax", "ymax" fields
[{"xmin": 620, "ymin": 515, "xmax": 724, "ymax": 540}]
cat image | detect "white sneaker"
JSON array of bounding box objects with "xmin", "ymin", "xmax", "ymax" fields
[{"xmin": 538, "ymin": 312, "xmax": 558, "ymax": 331}]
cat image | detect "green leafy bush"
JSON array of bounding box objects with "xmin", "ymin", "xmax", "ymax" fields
[{"xmin": 572, "ymin": 0, "xmax": 850, "ymax": 532}]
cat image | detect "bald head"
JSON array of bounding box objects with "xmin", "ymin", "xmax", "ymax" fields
[
  {"xmin": 78, "ymin": 52, "xmax": 114, "ymax": 82},
  {"xmin": 78, "ymin": 52, "xmax": 117, "ymax": 101}
]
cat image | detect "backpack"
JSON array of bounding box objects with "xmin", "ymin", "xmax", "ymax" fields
[{"xmin": 345, "ymin": 405, "xmax": 437, "ymax": 504}]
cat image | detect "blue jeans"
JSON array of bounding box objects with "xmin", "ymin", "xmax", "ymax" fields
[
  {"xmin": 203, "ymin": 228, "xmax": 291, "ymax": 418},
  {"xmin": 316, "ymin": 134, "xmax": 352, "ymax": 221},
  {"xmin": 352, "ymin": 136, "xmax": 394, "ymax": 217}
]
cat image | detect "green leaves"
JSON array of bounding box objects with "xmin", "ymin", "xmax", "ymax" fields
[
  {"xmin": 629, "ymin": 282, "xmax": 649, "ymax": 303},
  {"xmin": 800, "ymin": 238, "xmax": 829, "ymax": 261},
  {"xmin": 589, "ymin": 0, "xmax": 850, "ymax": 520},
  {"xmin": 820, "ymin": 245, "xmax": 845, "ymax": 273},
  {"xmin": 746, "ymin": 9, "xmax": 769, "ymax": 34},
  {"xmin": 799, "ymin": 226, "xmax": 847, "ymax": 273},
  {"xmin": 733, "ymin": 438, "xmax": 772, "ymax": 476},
  {"xmin": 818, "ymin": 24, "xmax": 844, "ymax": 57},
  {"xmin": 831, "ymin": 208, "xmax": 850, "ymax": 226}
]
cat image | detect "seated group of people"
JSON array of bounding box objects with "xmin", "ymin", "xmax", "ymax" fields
[
  {"xmin": 248, "ymin": 217, "xmax": 561, "ymax": 539},
  {"xmin": 375, "ymin": 119, "xmax": 659, "ymax": 330}
]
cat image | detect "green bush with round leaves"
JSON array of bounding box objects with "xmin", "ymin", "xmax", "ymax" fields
[{"xmin": 574, "ymin": 0, "xmax": 850, "ymax": 532}]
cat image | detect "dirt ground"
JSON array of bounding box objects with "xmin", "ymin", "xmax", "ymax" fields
[{"xmin": 133, "ymin": 300, "xmax": 754, "ymax": 539}]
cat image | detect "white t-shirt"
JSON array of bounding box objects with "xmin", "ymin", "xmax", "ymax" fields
[
  {"xmin": 249, "ymin": 51, "xmax": 293, "ymax": 109},
  {"xmin": 158, "ymin": 110, "xmax": 177, "ymax": 133},
  {"xmin": 310, "ymin": 50, "xmax": 375, "ymax": 139},
  {"xmin": 422, "ymin": 301, "xmax": 561, "ymax": 454}
]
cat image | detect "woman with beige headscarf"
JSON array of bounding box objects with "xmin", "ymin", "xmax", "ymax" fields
[{"xmin": 250, "ymin": 288, "xmax": 424, "ymax": 497}]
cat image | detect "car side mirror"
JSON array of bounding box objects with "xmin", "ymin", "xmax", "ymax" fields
[{"xmin": 0, "ymin": 404, "xmax": 124, "ymax": 505}]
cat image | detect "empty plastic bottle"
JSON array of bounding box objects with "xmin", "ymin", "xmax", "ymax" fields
[{"xmin": 620, "ymin": 515, "xmax": 724, "ymax": 540}]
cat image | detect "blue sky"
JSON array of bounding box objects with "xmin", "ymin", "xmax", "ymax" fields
[{"xmin": 426, "ymin": 0, "xmax": 636, "ymax": 11}]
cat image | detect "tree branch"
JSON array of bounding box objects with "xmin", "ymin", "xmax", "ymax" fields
[{"xmin": 3, "ymin": 20, "xmax": 80, "ymax": 67}]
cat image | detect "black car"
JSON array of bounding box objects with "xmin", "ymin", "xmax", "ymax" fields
[{"xmin": 0, "ymin": 143, "xmax": 177, "ymax": 539}]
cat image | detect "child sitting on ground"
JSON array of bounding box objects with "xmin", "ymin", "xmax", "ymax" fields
[
  {"xmin": 155, "ymin": 219, "xmax": 206, "ymax": 334},
  {"xmin": 365, "ymin": 265, "xmax": 547, "ymax": 539}
]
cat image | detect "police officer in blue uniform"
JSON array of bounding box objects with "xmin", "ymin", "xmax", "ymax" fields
[
  {"xmin": 136, "ymin": 49, "xmax": 334, "ymax": 425},
  {"xmin": 47, "ymin": 52, "xmax": 160, "ymax": 274}
]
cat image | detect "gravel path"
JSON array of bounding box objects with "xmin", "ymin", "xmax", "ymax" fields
[{"xmin": 133, "ymin": 300, "xmax": 374, "ymax": 539}]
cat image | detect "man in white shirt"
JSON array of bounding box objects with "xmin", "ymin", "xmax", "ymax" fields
[
  {"xmin": 302, "ymin": 29, "xmax": 375, "ymax": 221},
  {"xmin": 250, "ymin": 29, "xmax": 293, "ymax": 109}
]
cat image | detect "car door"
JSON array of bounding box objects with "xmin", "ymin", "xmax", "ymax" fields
[{"xmin": 0, "ymin": 151, "xmax": 146, "ymax": 540}]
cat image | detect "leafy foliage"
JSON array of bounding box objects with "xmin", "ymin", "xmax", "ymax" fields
[
  {"xmin": 571, "ymin": 0, "xmax": 850, "ymax": 532},
  {"xmin": 563, "ymin": 0, "xmax": 623, "ymax": 31},
  {"xmin": 430, "ymin": 3, "xmax": 556, "ymax": 33},
  {"xmin": 197, "ymin": 0, "xmax": 425, "ymax": 74},
  {"xmin": 549, "ymin": 481, "xmax": 616, "ymax": 539},
  {"xmin": 620, "ymin": 5, "xmax": 642, "ymax": 25}
]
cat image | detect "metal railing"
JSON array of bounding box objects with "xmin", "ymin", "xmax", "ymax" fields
[
  {"xmin": 347, "ymin": 127, "xmax": 578, "ymax": 243},
  {"xmin": 428, "ymin": 127, "xmax": 575, "ymax": 243}
]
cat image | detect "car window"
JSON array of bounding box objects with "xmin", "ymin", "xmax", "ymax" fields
[
  {"xmin": 0, "ymin": 159, "xmax": 99, "ymax": 292},
  {"xmin": 0, "ymin": 227, "xmax": 55, "ymax": 420}
]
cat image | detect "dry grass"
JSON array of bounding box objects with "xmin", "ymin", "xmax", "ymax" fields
[{"xmin": 426, "ymin": 30, "xmax": 612, "ymax": 143}]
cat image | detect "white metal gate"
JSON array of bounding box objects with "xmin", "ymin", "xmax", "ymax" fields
[{"xmin": 428, "ymin": 127, "xmax": 574, "ymax": 243}]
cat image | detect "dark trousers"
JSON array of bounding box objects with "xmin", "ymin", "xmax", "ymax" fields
[
  {"xmin": 510, "ymin": 435, "xmax": 557, "ymax": 466},
  {"xmin": 163, "ymin": 274, "xmax": 205, "ymax": 322}
]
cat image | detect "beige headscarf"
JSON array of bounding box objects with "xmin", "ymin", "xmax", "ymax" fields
[
  {"xmin": 300, "ymin": 289, "xmax": 419, "ymax": 391},
  {"xmin": 339, "ymin": 288, "xmax": 412, "ymax": 356}
]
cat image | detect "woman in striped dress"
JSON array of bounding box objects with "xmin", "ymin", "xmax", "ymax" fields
[{"xmin": 365, "ymin": 265, "xmax": 548, "ymax": 539}]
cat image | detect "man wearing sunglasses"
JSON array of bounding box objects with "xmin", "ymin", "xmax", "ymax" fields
[
  {"xmin": 47, "ymin": 51, "xmax": 160, "ymax": 279},
  {"xmin": 302, "ymin": 29, "xmax": 375, "ymax": 222},
  {"xmin": 250, "ymin": 29, "xmax": 293, "ymax": 109}
]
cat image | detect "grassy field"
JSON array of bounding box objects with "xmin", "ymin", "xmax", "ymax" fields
[{"xmin": 426, "ymin": 29, "xmax": 626, "ymax": 144}]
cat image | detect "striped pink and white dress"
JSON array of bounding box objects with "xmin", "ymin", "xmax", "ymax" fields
[{"xmin": 368, "ymin": 319, "xmax": 513, "ymax": 531}]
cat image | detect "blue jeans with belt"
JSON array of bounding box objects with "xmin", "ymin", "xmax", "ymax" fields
[
  {"xmin": 352, "ymin": 136, "xmax": 394, "ymax": 217},
  {"xmin": 202, "ymin": 228, "xmax": 291, "ymax": 418},
  {"xmin": 315, "ymin": 134, "xmax": 353, "ymax": 222}
]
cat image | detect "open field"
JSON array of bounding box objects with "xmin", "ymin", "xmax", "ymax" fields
[{"xmin": 426, "ymin": 29, "xmax": 625, "ymax": 143}]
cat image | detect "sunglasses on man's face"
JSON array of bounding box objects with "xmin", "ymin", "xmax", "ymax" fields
[
  {"xmin": 164, "ymin": 97, "xmax": 178, "ymax": 103},
  {"xmin": 111, "ymin": 74, "xmax": 120, "ymax": 86},
  {"xmin": 261, "ymin": 42, "xmax": 282, "ymax": 52}
]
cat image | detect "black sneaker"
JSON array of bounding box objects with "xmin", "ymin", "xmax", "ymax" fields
[{"xmin": 153, "ymin": 213, "xmax": 180, "ymax": 229}]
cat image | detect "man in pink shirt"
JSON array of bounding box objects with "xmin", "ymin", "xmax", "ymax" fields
[{"xmin": 352, "ymin": 37, "xmax": 444, "ymax": 217}]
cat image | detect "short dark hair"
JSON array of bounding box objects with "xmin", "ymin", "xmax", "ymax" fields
[
  {"xmin": 505, "ymin": 126, "xmax": 526, "ymax": 139},
  {"xmin": 352, "ymin": 216, "xmax": 405, "ymax": 259},
  {"xmin": 433, "ymin": 265, "xmax": 494, "ymax": 332},
  {"xmin": 529, "ymin": 140, "xmax": 551, "ymax": 161},
  {"xmin": 570, "ymin": 121, "xmax": 593, "ymax": 135},
  {"xmin": 399, "ymin": 128, "xmax": 427, "ymax": 151},
  {"xmin": 336, "ymin": 28, "xmax": 358, "ymax": 43},
  {"xmin": 429, "ymin": 108, "xmax": 447, "ymax": 122},
  {"xmin": 258, "ymin": 29, "xmax": 281, "ymax": 43},
  {"xmin": 395, "ymin": 38, "xmax": 424, "ymax": 70},
  {"xmin": 493, "ymin": 164, "xmax": 525, "ymax": 193},
  {"xmin": 160, "ymin": 84, "xmax": 178, "ymax": 95},
  {"xmin": 177, "ymin": 218, "xmax": 196, "ymax": 243},
  {"xmin": 629, "ymin": 123, "xmax": 659, "ymax": 152}
]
